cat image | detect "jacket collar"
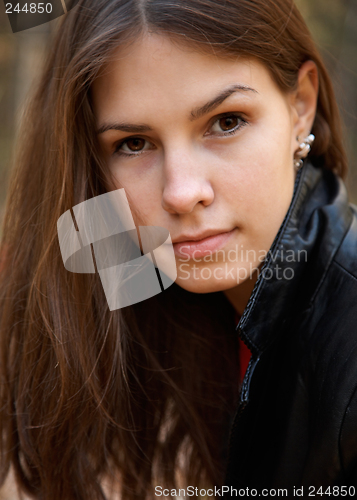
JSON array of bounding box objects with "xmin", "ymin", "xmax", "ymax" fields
[{"xmin": 237, "ymin": 161, "xmax": 353, "ymax": 356}]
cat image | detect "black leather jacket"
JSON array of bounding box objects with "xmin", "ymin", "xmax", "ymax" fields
[{"xmin": 223, "ymin": 161, "xmax": 357, "ymax": 498}]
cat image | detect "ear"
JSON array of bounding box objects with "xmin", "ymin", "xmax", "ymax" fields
[{"xmin": 290, "ymin": 60, "xmax": 319, "ymax": 150}]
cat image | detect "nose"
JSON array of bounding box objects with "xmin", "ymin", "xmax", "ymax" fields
[{"xmin": 161, "ymin": 147, "xmax": 215, "ymax": 215}]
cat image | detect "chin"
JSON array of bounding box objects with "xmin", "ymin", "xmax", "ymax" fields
[
  {"xmin": 174, "ymin": 266, "xmax": 253, "ymax": 294},
  {"xmin": 174, "ymin": 279, "xmax": 223, "ymax": 294}
]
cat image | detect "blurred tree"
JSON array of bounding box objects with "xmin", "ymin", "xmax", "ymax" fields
[
  {"xmin": 0, "ymin": 6, "xmax": 53, "ymax": 226},
  {"xmin": 296, "ymin": 0, "xmax": 357, "ymax": 201}
]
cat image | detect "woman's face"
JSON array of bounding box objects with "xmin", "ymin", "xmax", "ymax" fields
[{"xmin": 92, "ymin": 33, "xmax": 312, "ymax": 306}]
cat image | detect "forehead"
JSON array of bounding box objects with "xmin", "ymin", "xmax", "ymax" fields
[{"xmin": 91, "ymin": 33, "xmax": 283, "ymax": 120}]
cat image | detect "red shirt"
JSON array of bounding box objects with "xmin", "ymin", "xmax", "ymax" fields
[{"xmin": 235, "ymin": 311, "xmax": 252, "ymax": 384}]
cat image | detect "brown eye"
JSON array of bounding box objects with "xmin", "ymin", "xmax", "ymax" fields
[
  {"xmin": 209, "ymin": 113, "xmax": 245, "ymax": 135},
  {"xmin": 219, "ymin": 115, "xmax": 239, "ymax": 131},
  {"xmin": 114, "ymin": 137, "xmax": 152, "ymax": 156},
  {"xmin": 125, "ymin": 138, "xmax": 146, "ymax": 151}
]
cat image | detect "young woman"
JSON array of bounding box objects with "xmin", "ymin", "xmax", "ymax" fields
[{"xmin": 0, "ymin": 0, "xmax": 356, "ymax": 499}]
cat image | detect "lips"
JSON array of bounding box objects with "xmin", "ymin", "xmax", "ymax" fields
[{"xmin": 172, "ymin": 228, "xmax": 236, "ymax": 259}]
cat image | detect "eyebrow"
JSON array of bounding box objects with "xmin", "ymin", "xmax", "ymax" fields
[
  {"xmin": 96, "ymin": 83, "xmax": 258, "ymax": 135},
  {"xmin": 190, "ymin": 83, "xmax": 258, "ymax": 121}
]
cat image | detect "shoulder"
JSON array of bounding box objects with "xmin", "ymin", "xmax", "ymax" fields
[
  {"xmin": 312, "ymin": 200, "xmax": 357, "ymax": 350},
  {"xmin": 308, "ymin": 199, "xmax": 357, "ymax": 335},
  {"xmin": 333, "ymin": 202, "xmax": 357, "ymax": 279},
  {"xmin": 303, "ymin": 199, "xmax": 357, "ymax": 382},
  {"xmin": 300, "ymin": 202, "xmax": 357, "ymax": 478},
  {"xmin": 329, "ymin": 206, "xmax": 357, "ymax": 478}
]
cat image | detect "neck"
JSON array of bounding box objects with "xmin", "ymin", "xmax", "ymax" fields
[{"xmin": 223, "ymin": 268, "xmax": 260, "ymax": 317}]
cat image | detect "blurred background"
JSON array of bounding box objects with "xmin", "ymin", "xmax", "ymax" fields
[{"xmin": 0, "ymin": 0, "xmax": 356, "ymax": 227}]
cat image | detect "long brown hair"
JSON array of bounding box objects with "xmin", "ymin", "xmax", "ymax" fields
[{"xmin": 0, "ymin": 1, "xmax": 348, "ymax": 499}]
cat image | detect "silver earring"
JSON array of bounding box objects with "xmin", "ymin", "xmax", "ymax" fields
[{"xmin": 294, "ymin": 133, "xmax": 315, "ymax": 170}]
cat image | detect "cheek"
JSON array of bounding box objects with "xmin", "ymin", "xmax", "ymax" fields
[
  {"xmin": 217, "ymin": 131, "xmax": 294, "ymax": 243},
  {"xmin": 109, "ymin": 156, "xmax": 163, "ymax": 217},
  {"xmin": 128, "ymin": 192, "xmax": 161, "ymax": 228}
]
